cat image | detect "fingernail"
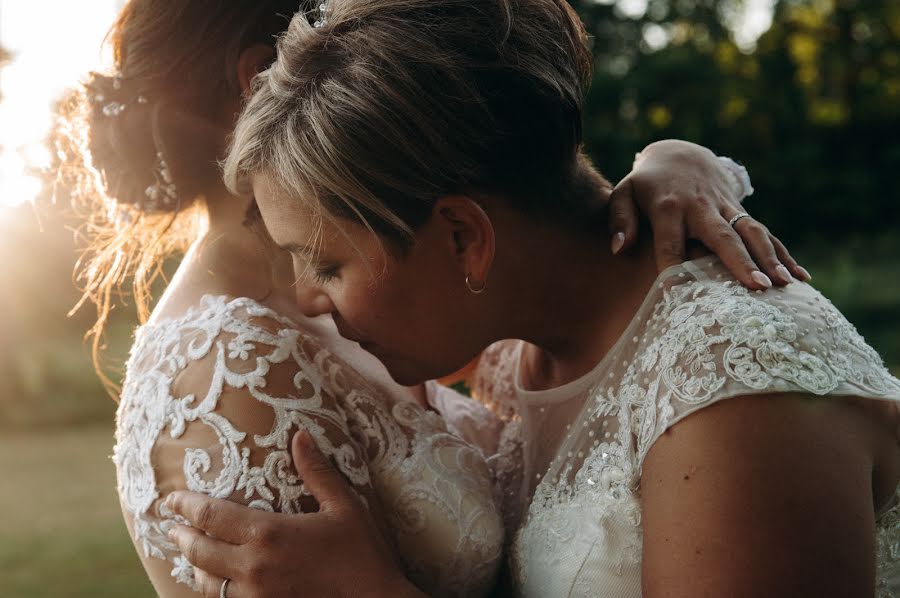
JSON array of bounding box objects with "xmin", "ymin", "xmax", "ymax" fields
[
  {"xmin": 611, "ymin": 232, "xmax": 626, "ymax": 255},
  {"xmin": 167, "ymin": 527, "xmax": 178, "ymax": 541},
  {"xmin": 750, "ymin": 270, "xmax": 773, "ymax": 289},
  {"xmin": 775, "ymin": 264, "xmax": 792, "ymax": 284},
  {"xmin": 797, "ymin": 266, "xmax": 812, "ymax": 281}
]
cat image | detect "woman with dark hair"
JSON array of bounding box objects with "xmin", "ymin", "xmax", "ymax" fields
[
  {"xmin": 167, "ymin": 1, "xmax": 899, "ymax": 597},
  {"xmin": 61, "ymin": 3, "xmax": 510, "ymax": 596},
  {"xmin": 57, "ymin": 1, "xmax": 806, "ymax": 596}
]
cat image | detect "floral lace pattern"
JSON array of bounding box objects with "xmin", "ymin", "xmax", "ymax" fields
[
  {"xmin": 472, "ymin": 340, "xmax": 527, "ymax": 535},
  {"xmin": 114, "ymin": 295, "xmax": 502, "ymax": 597},
  {"xmin": 484, "ymin": 258, "xmax": 900, "ymax": 597}
]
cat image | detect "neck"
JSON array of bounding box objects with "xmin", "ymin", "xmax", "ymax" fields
[
  {"xmin": 489, "ymin": 209, "xmax": 659, "ymax": 390},
  {"xmin": 187, "ymin": 190, "xmax": 298, "ymax": 313}
]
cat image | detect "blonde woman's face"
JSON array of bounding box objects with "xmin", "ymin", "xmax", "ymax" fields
[{"xmin": 253, "ymin": 175, "xmax": 485, "ymax": 386}]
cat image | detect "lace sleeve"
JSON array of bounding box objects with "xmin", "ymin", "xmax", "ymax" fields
[
  {"xmin": 633, "ymin": 263, "xmax": 900, "ymax": 469},
  {"xmin": 116, "ymin": 296, "xmax": 504, "ymax": 597},
  {"xmin": 115, "ymin": 298, "xmax": 379, "ymax": 590}
]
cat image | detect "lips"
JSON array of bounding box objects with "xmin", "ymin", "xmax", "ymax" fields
[{"xmin": 332, "ymin": 316, "xmax": 368, "ymax": 346}]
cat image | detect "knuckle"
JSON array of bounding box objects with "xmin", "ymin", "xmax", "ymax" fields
[
  {"xmin": 182, "ymin": 534, "xmax": 200, "ymax": 565},
  {"xmin": 744, "ymin": 220, "xmax": 768, "ymax": 237},
  {"xmin": 656, "ymin": 239, "xmax": 684, "ymax": 257},
  {"xmin": 609, "ymin": 205, "xmax": 629, "ymax": 223},
  {"xmin": 194, "ymin": 501, "xmax": 214, "ymax": 529},
  {"xmin": 687, "ymin": 194, "xmax": 715, "ymax": 212},
  {"xmin": 714, "ymin": 226, "xmax": 736, "ymax": 243},
  {"xmin": 761, "ymin": 257, "xmax": 782, "ymax": 270},
  {"xmin": 653, "ymin": 194, "xmax": 683, "ymax": 214},
  {"xmin": 255, "ymin": 522, "xmax": 279, "ymax": 546}
]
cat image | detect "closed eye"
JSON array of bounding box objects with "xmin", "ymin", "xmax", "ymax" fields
[{"xmin": 313, "ymin": 265, "xmax": 340, "ymax": 285}]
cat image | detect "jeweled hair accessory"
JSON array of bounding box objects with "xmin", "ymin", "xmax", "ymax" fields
[
  {"xmin": 91, "ymin": 75, "xmax": 148, "ymax": 118},
  {"xmin": 313, "ymin": 1, "xmax": 329, "ymax": 27},
  {"xmin": 144, "ymin": 151, "xmax": 179, "ymax": 210},
  {"xmin": 89, "ymin": 75, "xmax": 179, "ymax": 211}
]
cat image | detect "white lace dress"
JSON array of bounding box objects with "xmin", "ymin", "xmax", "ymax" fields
[
  {"xmin": 474, "ymin": 256, "xmax": 900, "ymax": 597},
  {"xmin": 114, "ymin": 295, "xmax": 503, "ymax": 597}
]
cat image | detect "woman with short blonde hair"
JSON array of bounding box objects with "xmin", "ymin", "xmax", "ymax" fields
[{"xmin": 169, "ymin": 1, "xmax": 900, "ymax": 596}]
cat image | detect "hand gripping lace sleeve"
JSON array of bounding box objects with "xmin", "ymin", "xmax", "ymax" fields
[
  {"xmin": 114, "ymin": 297, "xmax": 378, "ymax": 591},
  {"xmin": 115, "ymin": 296, "xmax": 504, "ymax": 597}
]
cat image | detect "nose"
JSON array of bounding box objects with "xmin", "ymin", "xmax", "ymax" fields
[{"xmin": 294, "ymin": 284, "xmax": 335, "ymax": 318}]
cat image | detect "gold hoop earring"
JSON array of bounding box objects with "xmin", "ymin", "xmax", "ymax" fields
[{"xmin": 466, "ymin": 274, "xmax": 486, "ymax": 294}]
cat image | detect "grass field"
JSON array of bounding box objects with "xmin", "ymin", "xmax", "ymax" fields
[{"xmin": 0, "ymin": 426, "xmax": 155, "ymax": 597}]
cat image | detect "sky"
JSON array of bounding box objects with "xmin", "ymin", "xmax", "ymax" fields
[{"xmin": 0, "ymin": 0, "xmax": 775, "ymax": 211}]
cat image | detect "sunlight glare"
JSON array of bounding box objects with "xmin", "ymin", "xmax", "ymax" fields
[{"xmin": 0, "ymin": 0, "xmax": 120, "ymax": 209}]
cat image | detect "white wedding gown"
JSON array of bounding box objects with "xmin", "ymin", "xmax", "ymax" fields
[
  {"xmin": 114, "ymin": 295, "xmax": 503, "ymax": 597},
  {"xmin": 475, "ymin": 256, "xmax": 900, "ymax": 597}
]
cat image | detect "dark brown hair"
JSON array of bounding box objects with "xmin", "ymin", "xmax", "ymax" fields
[{"xmin": 54, "ymin": 0, "xmax": 304, "ymax": 393}]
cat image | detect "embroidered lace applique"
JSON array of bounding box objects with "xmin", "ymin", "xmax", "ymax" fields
[
  {"xmin": 487, "ymin": 258, "xmax": 900, "ymax": 597},
  {"xmin": 114, "ymin": 295, "xmax": 502, "ymax": 597}
]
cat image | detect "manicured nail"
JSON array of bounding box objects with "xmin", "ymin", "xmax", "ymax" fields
[
  {"xmin": 750, "ymin": 270, "xmax": 773, "ymax": 289},
  {"xmin": 611, "ymin": 232, "xmax": 626, "ymax": 255},
  {"xmin": 797, "ymin": 266, "xmax": 812, "ymax": 281},
  {"xmin": 775, "ymin": 264, "xmax": 792, "ymax": 284}
]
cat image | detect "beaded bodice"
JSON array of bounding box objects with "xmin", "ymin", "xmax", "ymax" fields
[{"xmin": 475, "ymin": 256, "xmax": 900, "ymax": 597}]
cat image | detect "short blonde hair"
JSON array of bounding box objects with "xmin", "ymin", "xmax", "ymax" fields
[{"xmin": 225, "ymin": 0, "xmax": 608, "ymax": 251}]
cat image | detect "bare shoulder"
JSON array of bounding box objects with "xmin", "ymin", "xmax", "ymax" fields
[{"xmin": 641, "ymin": 392, "xmax": 899, "ymax": 598}]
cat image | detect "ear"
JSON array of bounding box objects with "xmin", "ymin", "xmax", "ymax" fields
[
  {"xmin": 237, "ymin": 44, "xmax": 277, "ymax": 96},
  {"xmin": 432, "ymin": 196, "xmax": 496, "ymax": 288}
]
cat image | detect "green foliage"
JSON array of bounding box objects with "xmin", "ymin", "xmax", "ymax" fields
[
  {"xmin": 571, "ymin": 0, "xmax": 900, "ymax": 366},
  {"xmin": 575, "ymin": 0, "xmax": 900, "ymax": 239}
]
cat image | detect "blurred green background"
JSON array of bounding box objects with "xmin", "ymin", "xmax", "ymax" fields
[{"xmin": 0, "ymin": 0, "xmax": 898, "ymax": 596}]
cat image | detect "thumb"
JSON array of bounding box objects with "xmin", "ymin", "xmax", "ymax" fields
[
  {"xmin": 607, "ymin": 177, "xmax": 639, "ymax": 255},
  {"xmin": 291, "ymin": 429, "xmax": 356, "ymax": 511}
]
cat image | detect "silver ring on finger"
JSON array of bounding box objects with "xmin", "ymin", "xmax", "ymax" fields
[
  {"xmin": 220, "ymin": 578, "xmax": 231, "ymax": 598},
  {"xmin": 728, "ymin": 212, "xmax": 751, "ymax": 228}
]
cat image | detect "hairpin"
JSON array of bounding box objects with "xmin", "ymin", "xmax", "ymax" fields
[
  {"xmin": 313, "ymin": 1, "xmax": 329, "ymax": 28},
  {"xmin": 91, "ymin": 74, "xmax": 148, "ymax": 118},
  {"xmin": 144, "ymin": 151, "xmax": 179, "ymax": 210}
]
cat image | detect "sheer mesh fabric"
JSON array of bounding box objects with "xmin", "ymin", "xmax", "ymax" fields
[{"xmin": 475, "ymin": 256, "xmax": 900, "ymax": 597}]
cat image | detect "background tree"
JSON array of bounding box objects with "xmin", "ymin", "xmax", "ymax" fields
[{"xmin": 573, "ymin": 0, "xmax": 900, "ymax": 359}]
